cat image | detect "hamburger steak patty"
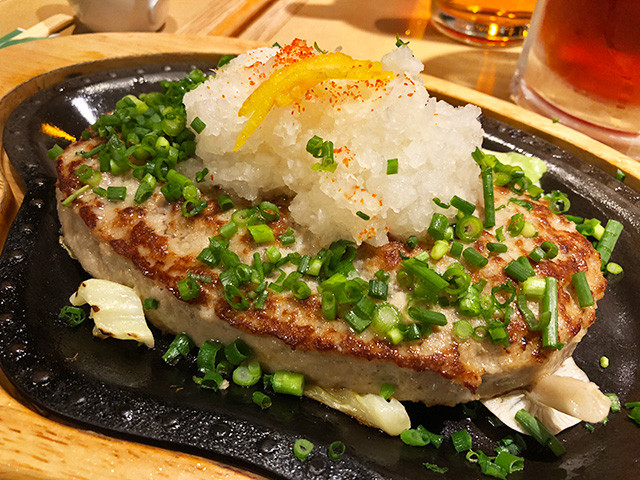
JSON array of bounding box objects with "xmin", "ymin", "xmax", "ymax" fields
[{"xmin": 56, "ymin": 138, "xmax": 606, "ymax": 406}]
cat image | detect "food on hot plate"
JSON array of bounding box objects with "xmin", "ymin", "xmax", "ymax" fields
[{"xmin": 53, "ymin": 40, "xmax": 621, "ymax": 447}]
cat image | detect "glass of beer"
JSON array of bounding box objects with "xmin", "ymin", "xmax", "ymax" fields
[
  {"xmin": 511, "ymin": 0, "xmax": 640, "ymax": 158},
  {"xmin": 430, "ymin": 0, "xmax": 537, "ymax": 47}
]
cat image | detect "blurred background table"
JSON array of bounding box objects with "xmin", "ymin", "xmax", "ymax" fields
[{"xmin": 0, "ymin": 1, "xmax": 632, "ymax": 479}]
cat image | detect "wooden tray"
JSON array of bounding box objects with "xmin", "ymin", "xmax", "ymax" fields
[{"xmin": 0, "ymin": 33, "xmax": 638, "ymax": 480}]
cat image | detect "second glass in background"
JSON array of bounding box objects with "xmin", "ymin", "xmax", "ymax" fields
[
  {"xmin": 431, "ymin": 0, "xmax": 537, "ymax": 47},
  {"xmin": 511, "ymin": 0, "xmax": 640, "ymax": 159}
]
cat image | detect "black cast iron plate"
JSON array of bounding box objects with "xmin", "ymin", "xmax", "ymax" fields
[{"xmin": 1, "ymin": 61, "xmax": 639, "ymax": 479}]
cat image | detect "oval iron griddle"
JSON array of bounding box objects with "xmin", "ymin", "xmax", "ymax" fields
[{"xmin": 0, "ymin": 62, "xmax": 639, "ymax": 479}]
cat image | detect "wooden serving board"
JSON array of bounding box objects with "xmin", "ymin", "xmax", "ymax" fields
[{"xmin": 0, "ymin": 33, "xmax": 638, "ymax": 480}]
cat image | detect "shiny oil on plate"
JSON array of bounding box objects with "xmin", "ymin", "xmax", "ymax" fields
[{"xmin": 0, "ymin": 61, "xmax": 639, "ymax": 479}]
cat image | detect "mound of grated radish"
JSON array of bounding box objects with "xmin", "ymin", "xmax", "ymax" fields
[{"xmin": 183, "ymin": 39, "xmax": 484, "ymax": 247}]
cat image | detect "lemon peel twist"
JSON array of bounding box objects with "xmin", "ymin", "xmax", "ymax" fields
[{"xmin": 233, "ymin": 52, "xmax": 395, "ymax": 151}]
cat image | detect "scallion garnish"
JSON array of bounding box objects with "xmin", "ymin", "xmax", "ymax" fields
[
  {"xmin": 162, "ymin": 333, "xmax": 194, "ymax": 366},
  {"xmin": 356, "ymin": 210, "xmax": 370, "ymax": 221},
  {"xmin": 515, "ymin": 409, "xmax": 565, "ymax": 456},
  {"xmin": 143, "ymin": 298, "xmax": 159, "ymax": 310},
  {"xmin": 528, "ymin": 246, "xmax": 546, "ymax": 263},
  {"xmin": 507, "ymin": 213, "xmax": 525, "ymax": 236},
  {"xmin": 271, "ymin": 370, "xmax": 305, "ymax": 396},
  {"xmin": 544, "ymin": 190, "xmax": 571, "ymax": 214},
  {"xmin": 248, "ymin": 224, "xmax": 274, "ymax": 243},
  {"xmin": 293, "ymin": 438, "xmax": 314, "ymax": 461},
  {"xmin": 423, "ymin": 462, "xmax": 448, "ymax": 474},
  {"xmin": 541, "ymin": 277, "xmax": 563, "ymax": 350},
  {"xmin": 58, "ymin": 305, "xmax": 86, "ymax": 326},
  {"xmin": 252, "ymin": 391, "xmax": 272, "ymax": 409},
  {"xmin": 571, "ymin": 271, "xmax": 594, "ymax": 307},
  {"xmin": 217, "ymin": 194, "xmax": 234, "ymax": 211},
  {"xmin": 195, "ymin": 168, "xmax": 209, "ymax": 182},
  {"xmin": 504, "ymin": 256, "xmax": 534, "ymax": 282},
  {"xmin": 400, "ymin": 425, "xmax": 443, "ymax": 447},
  {"xmin": 190, "ymin": 116, "xmax": 207, "ymax": 134},
  {"xmin": 451, "ymin": 195, "xmax": 476, "ymax": 215},
  {"xmin": 380, "ymin": 383, "xmax": 395, "ymax": 400},
  {"xmin": 395, "ymin": 33, "xmax": 410, "ymax": 47},
  {"xmin": 177, "ymin": 277, "xmax": 200, "ymax": 300},
  {"xmin": 106, "ymin": 186, "xmax": 126, "ymax": 202},
  {"xmin": 455, "ymin": 215, "xmax": 483, "ymax": 242},
  {"xmin": 463, "ymin": 247, "xmax": 488, "ymax": 268},
  {"xmin": 616, "ymin": 168, "xmax": 626, "ymax": 182},
  {"xmin": 217, "ymin": 54, "xmax": 236, "ymax": 68},
  {"xmin": 451, "ymin": 429, "xmax": 473, "ymax": 452},
  {"xmin": 386, "ymin": 158, "xmax": 398, "ymax": 175},
  {"xmin": 232, "ymin": 361, "xmax": 262, "ymax": 386},
  {"xmin": 449, "ymin": 241, "xmax": 463, "ymax": 258},
  {"xmin": 279, "ymin": 228, "xmax": 295, "ymax": 245},
  {"xmin": 328, "ymin": 441, "xmax": 346, "ymax": 461},
  {"xmin": 540, "ymin": 241, "xmax": 558, "ymax": 259},
  {"xmin": 224, "ymin": 339, "xmax": 252, "ymax": 365},
  {"xmin": 481, "ymin": 168, "xmax": 495, "ymax": 228},
  {"xmin": 487, "ymin": 242, "xmax": 507, "ymax": 253},
  {"xmin": 61, "ymin": 185, "xmax": 91, "ymax": 206},
  {"xmin": 596, "ymin": 219, "xmax": 623, "ymax": 268},
  {"xmin": 428, "ymin": 213, "xmax": 449, "ymax": 240},
  {"xmin": 47, "ymin": 144, "xmax": 64, "ymax": 160}
]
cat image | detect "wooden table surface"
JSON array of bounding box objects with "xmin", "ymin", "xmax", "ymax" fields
[{"xmin": 0, "ymin": 1, "xmax": 638, "ymax": 479}]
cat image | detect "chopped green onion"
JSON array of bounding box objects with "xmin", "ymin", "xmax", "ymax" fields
[
  {"xmin": 190, "ymin": 116, "xmax": 206, "ymax": 134},
  {"xmin": 408, "ymin": 307, "xmax": 447, "ymax": 326},
  {"xmin": 453, "ymin": 320, "xmax": 473, "ymax": 339},
  {"xmin": 430, "ymin": 240, "xmax": 449, "ymax": 260},
  {"xmin": 232, "ymin": 361, "xmax": 262, "ymax": 386},
  {"xmin": 293, "ymin": 438, "xmax": 314, "ymax": 460},
  {"xmin": 481, "ymin": 168, "xmax": 495, "ymax": 228},
  {"xmin": 162, "ymin": 333, "xmax": 194, "ymax": 366},
  {"xmin": 196, "ymin": 340, "xmax": 223, "ymax": 373},
  {"xmin": 279, "ymin": 228, "xmax": 295, "ymax": 245},
  {"xmin": 428, "ymin": 213, "xmax": 449, "ymax": 240},
  {"xmin": 616, "ymin": 168, "xmax": 626, "ymax": 182},
  {"xmin": 61, "ymin": 185, "xmax": 91, "ymax": 206},
  {"xmin": 217, "ymin": 194, "xmax": 234, "ymax": 211},
  {"xmin": 606, "ymin": 393, "xmax": 621, "ymax": 413},
  {"xmin": 106, "ymin": 186, "xmax": 126, "ymax": 202},
  {"xmin": 193, "ymin": 370, "xmax": 225, "ymax": 390},
  {"xmin": 313, "ymin": 41, "xmax": 328, "ymax": 54},
  {"xmin": 456, "ymin": 215, "xmax": 483, "ymax": 242},
  {"xmin": 344, "ymin": 309, "xmax": 371, "ymax": 333},
  {"xmin": 528, "ymin": 246, "xmax": 546, "ymax": 263},
  {"xmin": 487, "ymin": 242, "xmax": 507, "ymax": 253},
  {"xmin": 463, "ymin": 247, "xmax": 488, "ymax": 268},
  {"xmin": 395, "ymin": 33, "xmax": 410, "ymax": 47},
  {"xmin": 371, "ymin": 303, "xmax": 402, "ymax": 336},
  {"xmin": 224, "ymin": 339, "xmax": 252, "ymax": 365},
  {"xmin": 252, "ymin": 391, "xmax": 272, "ymax": 409},
  {"xmin": 92, "ymin": 187, "xmax": 107, "ymax": 197},
  {"xmin": 259, "ymin": 201, "xmax": 280, "ymax": 222},
  {"xmin": 433, "ymin": 197, "xmax": 450, "ymax": 209},
  {"xmin": 515, "ymin": 409, "xmax": 565, "ymax": 456},
  {"xmin": 423, "ymin": 462, "xmax": 448, "ymax": 474},
  {"xmin": 504, "ymin": 256, "xmax": 535, "ymax": 282},
  {"xmin": 195, "ymin": 168, "xmax": 209, "ymax": 182},
  {"xmin": 451, "ymin": 429, "xmax": 473, "ymax": 452},
  {"xmin": 450, "ymin": 241, "xmax": 463, "ymax": 258},
  {"xmin": 596, "ymin": 219, "xmax": 623, "ymax": 268},
  {"xmin": 522, "ymin": 277, "xmax": 546, "ymax": 298},
  {"xmin": 606, "ymin": 262, "xmax": 623, "ymax": 275},
  {"xmin": 386, "ymin": 158, "xmax": 398, "ymax": 175},
  {"xmin": 368, "ymin": 279, "xmax": 388, "ymax": 300},
  {"xmin": 544, "ymin": 190, "xmax": 571, "ymax": 214},
  {"xmin": 541, "ymin": 277, "xmax": 563, "ymax": 350},
  {"xmin": 177, "ymin": 277, "xmax": 200, "ymax": 300},
  {"xmin": 380, "ymin": 383, "xmax": 395, "ymax": 400},
  {"xmin": 248, "ymin": 224, "xmax": 275, "ymax": 243},
  {"xmin": 356, "ymin": 210, "xmax": 370, "ymax": 221},
  {"xmin": 572, "ymin": 271, "xmax": 594, "ymax": 307},
  {"xmin": 495, "ymin": 226, "xmax": 505, "ymax": 242},
  {"xmin": 272, "ymin": 370, "xmax": 305, "ymax": 396},
  {"xmin": 400, "ymin": 425, "xmax": 443, "ymax": 447},
  {"xmin": 507, "ymin": 213, "xmax": 525, "ymax": 236},
  {"xmin": 219, "ymin": 221, "xmax": 238, "ymax": 239},
  {"xmin": 217, "ymin": 54, "xmax": 236, "ymax": 68},
  {"xmin": 75, "ymin": 165, "xmax": 102, "ymax": 186},
  {"xmin": 58, "ymin": 305, "xmax": 86, "ymax": 326},
  {"xmin": 451, "ymin": 195, "xmax": 476, "ymax": 215},
  {"xmin": 516, "ymin": 294, "xmax": 545, "ymax": 331},
  {"xmin": 143, "ymin": 298, "xmax": 159, "ymax": 310},
  {"xmin": 541, "ymin": 241, "xmax": 558, "ymax": 259},
  {"xmin": 406, "ymin": 235, "xmax": 419, "ymax": 249},
  {"xmin": 321, "ymin": 291, "xmax": 337, "ymax": 320},
  {"xmin": 266, "ymin": 245, "xmax": 281, "ymax": 262},
  {"xmin": 328, "ymin": 441, "xmax": 346, "ymax": 461},
  {"xmin": 47, "ymin": 144, "xmax": 64, "ymax": 160}
]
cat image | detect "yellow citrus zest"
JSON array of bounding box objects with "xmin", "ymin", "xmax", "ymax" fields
[{"xmin": 233, "ymin": 52, "xmax": 394, "ymax": 151}]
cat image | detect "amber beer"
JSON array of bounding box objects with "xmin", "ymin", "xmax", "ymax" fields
[
  {"xmin": 431, "ymin": 0, "xmax": 537, "ymax": 46},
  {"xmin": 523, "ymin": 0, "xmax": 640, "ymax": 134}
]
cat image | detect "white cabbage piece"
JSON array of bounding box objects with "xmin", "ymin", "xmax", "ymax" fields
[
  {"xmin": 482, "ymin": 357, "xmax": 610, "ymax": 435},
  {"xmin": 70, "ymin": 279, "xmax": 155, "ymax": 348},
  {"xmin": 304, "ymin": 385, "xmax": 410, "ymax": 436}
]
